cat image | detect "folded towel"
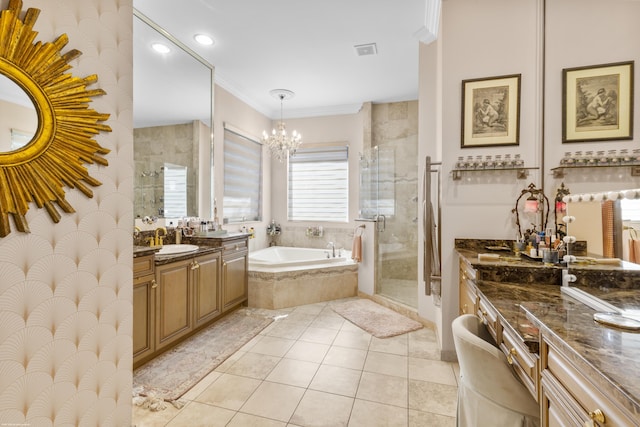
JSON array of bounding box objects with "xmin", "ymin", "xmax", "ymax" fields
[
  {"xmin": 352, "ymin": 235, "xmax": 362, "ymax": 262},
  {"xmin": 478, "ymin": 253, "xmax": 500, "ymax": 261}
]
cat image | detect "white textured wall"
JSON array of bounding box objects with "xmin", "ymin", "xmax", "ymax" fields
[{"xmin": 0, "ymin": 0, "xmax": 133, "ymax": 425}]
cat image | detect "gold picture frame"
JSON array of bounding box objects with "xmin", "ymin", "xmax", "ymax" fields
[
  {"xmin": 0, "ymin": 0, "xmax": 111, "ymax": 237},
  {"xmin": 562, "ymin": 61, "xmax": 634, "ymax": 143},
  {"xmin": 461, "ymin": 74, "xmax": 521, "ymax": 148}
]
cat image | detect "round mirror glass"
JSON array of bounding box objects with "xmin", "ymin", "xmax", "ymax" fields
[{"xmin": 0, "ymin": 73, "xmax": 38, "ymax": 152}]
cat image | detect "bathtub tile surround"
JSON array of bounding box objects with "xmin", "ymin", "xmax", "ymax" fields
[
  {"xmin": 249, "ymin": 247, "xmax": 358, "ymax": 309},
  {"xmin": 271, "ymin": 225, "xmax": 355, "ymax": 253},
  {"xmin": 132, "ymin": 299, "xmax": 458, "ymax": 427}
]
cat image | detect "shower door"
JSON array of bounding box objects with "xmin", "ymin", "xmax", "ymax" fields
[{"xmin": 359, "ymin": 145, "xmax": 419, "ymax": 308}]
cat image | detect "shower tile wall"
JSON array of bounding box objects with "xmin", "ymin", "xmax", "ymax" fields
[
  {"xmin": 372, "ymin": 101, "xmax": 419, "ymax": 283},
  {"xmin": 134, "ymin": 121, "xmax": 200, "ymax": 218}
]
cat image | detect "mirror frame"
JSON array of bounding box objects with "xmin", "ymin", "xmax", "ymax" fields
[{"xmin": 0, "ymin": 0, "xmax": 111, "ymax": 237}]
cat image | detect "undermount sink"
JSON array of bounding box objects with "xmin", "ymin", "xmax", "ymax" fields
[{"xmin": 156, "ymin": 244, "xmax": 199, "ymax": 256}]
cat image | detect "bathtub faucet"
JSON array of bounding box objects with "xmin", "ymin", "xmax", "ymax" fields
[{"xmin": 327, "ymin": 241, "xmax": 335, "ymax": 258}]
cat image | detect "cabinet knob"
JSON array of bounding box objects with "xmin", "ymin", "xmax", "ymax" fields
[
  {"xmin": 463, "ymin": 304, "xmax": 468, "ymax": 314},
  {"xmin": 507, "ymin": 348, "xmax": 517, "ymax": 365},
  {"xmin": 588, "ymin": 409, "xmax": 605, "ymax": 423},
  {"xmin": 151, "ymin": 279, "xmax": 157, "ymax": 289},
  {"xmin": 191, "ymin": 261, "xmax": 200, "ymax": 270}
]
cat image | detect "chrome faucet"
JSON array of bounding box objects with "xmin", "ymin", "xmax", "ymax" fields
[{"xmin": 327, "ymin": 241, "xmax": 335, "ymax": 258}]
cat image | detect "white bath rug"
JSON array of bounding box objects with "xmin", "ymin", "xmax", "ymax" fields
[{"xmin": 331, "ymin": 299, "xmax": 423, "ymax": 338}]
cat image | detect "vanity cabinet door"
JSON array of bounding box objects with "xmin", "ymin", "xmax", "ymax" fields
[
  {"xmin": 155, "ymin": 258, "xmax": 192, "ymax": 350},
  {"xmin": 192, "ymin": 251, "xmax": 222, "ymax": 328},
  {"xmin": 459, "ymin": 260, "xmax": 477, "ymax": 315},
  {"xmin": 222, "ymin": 250, "xmax": 248, "ymax": 311},
  {"xmin": 500, "ymin": 322, "xmax": 538, "ymax": 400},
  {"xmin": 133, "ymin": 255, "xmax": 155, "ymax": 367}
]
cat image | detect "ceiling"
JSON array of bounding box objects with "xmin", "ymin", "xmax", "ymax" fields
[{"xmin": 132, "ymin": 0, "xmax": 432, "ymax": 122}]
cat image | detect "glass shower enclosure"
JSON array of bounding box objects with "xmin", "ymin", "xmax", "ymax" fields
[{"xmin": 359, "ymin": 146, "xmax": 419, "ymax": 308}]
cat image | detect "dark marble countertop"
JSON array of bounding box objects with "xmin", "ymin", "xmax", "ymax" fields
[
  {"xmin": 461, "ymin": 253, "xmax": 640, "ymax": 418},
  {"xmin": 133, "ymin": 245, "xmax": 159, "ymax": 257},
  {"xmin": 153, "ymin": 246, "xmax": 221, "ymax": 265}
]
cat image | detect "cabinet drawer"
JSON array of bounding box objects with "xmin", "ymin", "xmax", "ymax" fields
[
  {"xmin": 222, "ymin": 239, "xmax": 247, "ymax": 254},
  {"xmin": 477, "ymin": 297, "xmax": 498, "ymax": 340},
  {"xmin": 134, "ymin": 254, "xmax": 155, "ymax": 278},
  {"xmin": 544, "ymin": 339, "xmax": 636, "ymax": 427},
  {"xmin": 500, "ymin": 323, "xmax": 537, "ymax": 398}
]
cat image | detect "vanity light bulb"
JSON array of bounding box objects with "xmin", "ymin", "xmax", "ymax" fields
[
  {"xmin": 563, "ymin": 235, "xmax": 577, "ymax": 244},
  {"xmin": 562, "ymin": 215, "xmax": 575, "ymax": 223},
  {"xmin": 607, "ymin": 191, "xmax": 621, "ymax": 201},
  {"xmin": 563, "ymin": 255, "xmax": 577, "ymax": 264},
  {"xmin": 593, "ymin": 193, "xmax": 604, "ymax": 202},
  {"xmin": 624, "ymin": 189, "xmax": 637, "ymax": 200}
]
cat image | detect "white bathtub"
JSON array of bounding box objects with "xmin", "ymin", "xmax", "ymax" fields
[{"xmin": 249, "ymin": 246, "xmax": 351, "ymax": 269}]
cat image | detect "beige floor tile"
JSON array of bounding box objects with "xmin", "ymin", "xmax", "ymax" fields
[
  {"xmin": 408, "ymin": 409, "xmax": 456, "ymax": 427},
  {"xmin": 283, "ymin": 311, "xmax": 318, "ymax": 325},
  {"xmin": 339, "ymin": 321, "xmax": 364, "ymax": 333},
  {"xmin": 408, "ymin": 358, "xmax": 457, "ymax": 386},
  {"xmin": 180, "ymin": 370, "xmax": 222, "ymax": 401},
  {"xmin": 165, "ymin": 401, "xmax": 235, "ymax": 426},
  {"xmin": 309, "ymin": 315, "xmax": 345, "ymax": 330},
  {"xmin": 299, "ymin": 326, "xmax": 339, "ymax": 345},
  {"xmin": 289, "ymin": 390, "xmax": 354, "ymax": 427},
  {"xmin": 240, "ymin": 381, "xmax": 305, "ymax": 422},
  {"xmin": 195, "ymin": 373, "xmax": 262, "ymax": 410},
  {"xmin": 349, "ymin": 399, "xmax": 408, "ymax": 427},
  {"xmin": 407, "ymin": 334, "xmax": 441, "ymax": 360},
  {"xmin": 241, "ymin": 334, "xmax": 264, "ymax": 351},
  {"xmin": 266, "ymin": 358, "xmax": 320, "ymax": 388},
  {"xmin": 309, "ymin": 364, "xmax": 362, "ymax": 397},
  {"xmin": 323, "ymin": 346, "xmax": 367, "ymax": 370},
  {"xmin": 215, "ymin": 350, "xmax": 246, "ymax": 373},
  {"xmin": 333, "ymin": 329, "xmax": 372, "ymax": 350},
  {"xmin": 249, "ymin": 335, "xmax": 296, "ymax": 357},
  {"xmin": 227, "ymin": 412, "xmax": 287, "ymax": 427},
  {"xmin": 285, "ymin": 340, "xmax": 330, "ymax": 363},
  {"xmin": 226, "ymin": 351, "xmax": 281, "ymax": 379},
  {"xmin": 369, "ymin": 335, "xmax": 408, "ymax": 356},
  {"xmin": 263, "ymin": 320, "xmax": 308, "ymax": 340},
  {"xmin": 408, "ymin": 379, "xmax": 457, "ymax": 418},
  {"xmin": 293, "ymin": 303, "xmax": 326, "ymax": 315},
  {"xmin": 364, "ymin": 351, "xmax": 408, "ymax": 378},
  {"xmin": 356, "ymin": 371, "xmax": 408, "ymax": 408}
]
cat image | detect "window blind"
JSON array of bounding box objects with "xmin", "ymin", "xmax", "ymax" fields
[
  {"xmin": 224, "ymin": 128, "xmax": 262, "ymax": 223},
  {"xmin": 288, "ymin": 145, "xmax": 349, "ymax": 222},
  {"xmin": 163, "ymin": 163, "xmax": 187, "ymax": 218}
]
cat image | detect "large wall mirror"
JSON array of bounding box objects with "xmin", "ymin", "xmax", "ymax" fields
[
  {"xmin": 0, "ymin": 1, "xmax": 111, "ymax": 237},
  {"xmin": 133, "ymin": 9, "xmax": 214, "ymax": 221},
  {"xmin": 566, "ymin": 190, "xmax": 640, "ymax": 267}
]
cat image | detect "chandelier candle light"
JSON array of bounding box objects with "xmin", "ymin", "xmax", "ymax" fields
[{"xmin": 262, "ymin": 89, "xmax": 302, "ymax": 162}]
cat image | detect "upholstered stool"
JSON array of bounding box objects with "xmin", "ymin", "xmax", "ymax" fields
[{"xmin": 452, "ymin": 314, "xmax": 540, "ymax": 427}]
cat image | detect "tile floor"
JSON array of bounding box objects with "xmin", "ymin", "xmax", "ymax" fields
[{"xmin": 132, "ymin": 299, "xmax": 459, "ymax": 427}]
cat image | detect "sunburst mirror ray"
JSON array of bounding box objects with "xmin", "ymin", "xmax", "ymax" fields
[{"xmin": 0, "ymin": 0, "xmax": 111, "ymax": 237}]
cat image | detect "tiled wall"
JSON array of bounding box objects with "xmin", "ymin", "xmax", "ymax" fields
[
  {"xmin": 134, "ymin": 121, "xmax": 201, "ymax": 219},
  {"xmin": 0, "ymin": 0, "xmax": 133, "ymax": 425}
]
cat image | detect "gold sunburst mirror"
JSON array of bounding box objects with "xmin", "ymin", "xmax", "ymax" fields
[{"xmin": 0, "ymin": 0, "xmax": 111, "ymax": 237}]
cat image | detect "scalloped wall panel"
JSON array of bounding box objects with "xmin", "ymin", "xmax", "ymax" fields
[{"xmin": 0, "ymin": 0, "xmax": 133, "ymax": 426}]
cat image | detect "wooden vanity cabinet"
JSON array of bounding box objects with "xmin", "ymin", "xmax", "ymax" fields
[
  {"xmin": 540, "ymin": 335, "xmax": 637, "ymax": 427},
  {"xmin": 133, "ymin": 254, "xmax": 156, "ymax": 365},
  {"xmin": 193, "ymin": 251, "xmax": 222, "ymax": 327},
  {"xmin": 155, "ymin": 258, "xmax": 193, "ymax": 351},
  {"xmin": 221, "ymin": 237, "xmax": 248, "ymax": 312},
  {"xmin": 154, "ymin": 251, "xmax": 222, "ymax": 352},
  {"xmin": 459, "ymin": 259, "xmax": 478, "ymax": 315}
]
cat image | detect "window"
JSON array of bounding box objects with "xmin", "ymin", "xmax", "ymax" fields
[
  {"xmin": 288, "ymin": 145, "xmax": 349, "ymax": 222},
  {"xmin": 223, "ymin": 127, "xmax": 262, "ymax": 223},
  {"xmin": 163, "ymin": 163, "xmax": 187, "ymax": 218}
]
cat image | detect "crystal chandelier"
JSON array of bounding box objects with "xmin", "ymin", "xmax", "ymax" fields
[{"xmin": 262, "ymin": 89, "xmax": 302, "ymax": 162}]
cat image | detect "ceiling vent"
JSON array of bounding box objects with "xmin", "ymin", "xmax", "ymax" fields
[{"xmin": 354, "ymin": 43, "xmax": 377, "ymax": 56}]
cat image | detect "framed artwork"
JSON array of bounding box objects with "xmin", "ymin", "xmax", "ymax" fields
[
  {"xmin": 562, "ymin": 61, "xmax": 634, "ymax": 143},
  {"xmin": 461, "ymin": 74, "xmax": 521, "ymax": 148}
]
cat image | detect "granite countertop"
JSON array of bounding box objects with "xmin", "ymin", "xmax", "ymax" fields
[
  {"xmin": 471, "ymin": 268, "xmax": 640, "ymax": 418},
  {"xmin": 153, "ymin": 246, "xmax": 221, "ymax": 265},
  {"xmin": 133, "ymin": 245, "xmax": 159, "ymax": 257}
]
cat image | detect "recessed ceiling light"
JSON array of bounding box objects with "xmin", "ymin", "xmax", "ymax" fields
[
  {"xmin": 194, "ymin": 34, "xmax": 214, "ymax": 46},
  {"xmin": 151, "ymin": 42, "xmax": 170, "ymax": 54}
]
